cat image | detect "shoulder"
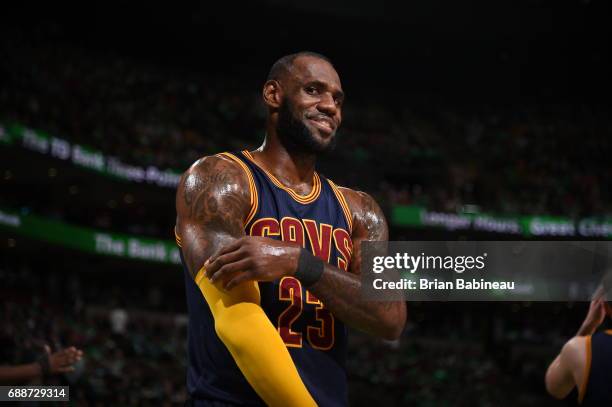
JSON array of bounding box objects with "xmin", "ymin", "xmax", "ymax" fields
[
  {"xmin": 179, "ymin": 154, "xmax": 250, "ymax": 194},
  {"xmin": 182, "ymin": 153, "xmax": 248, "ymax": 180},
  {"xmin": 337, "ymin": 186, "xmax": 385, "ymax": 222},
  {"xmin": 337, "ymin": 186, "xmax": 388, "ymax": 240},
  {"xmin": 563, "ymin": 336, "xmax": 587, "ymax": 356},
  {"xmin": 337, "ymin": 187, "xmax": 377, "ymax": 211},
  {"xmin": 546, "ymin": 336, "xmax": 587, "ymax": 400},
  {"xmin": 176, "ymin": 154, "xmax": 252, "ymax": 217},
  {"xmin": 560, "ymin": 336, "xmax": 588, "ymax": 371}
]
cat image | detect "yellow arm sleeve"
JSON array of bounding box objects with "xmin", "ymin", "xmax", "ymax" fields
[{"xmin": 195, "ymin": 269, "xmax": 317, "ymax": 407}]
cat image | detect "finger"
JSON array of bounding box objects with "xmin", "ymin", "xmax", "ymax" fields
[
  {"xmin": 210, "ymin": 259, "xmax": 252, "ymax": 284},
  {"xmin": 206, "ymin": 249, "xmax": 247, "ymax": 279},
  {"xmin": 60, "ymin": 348, "xmax": 76, "ymax": 356},
  {"xmin": 65, "ymin": 354, "xmax": 79, "ymax": 364},
  {"xmin": 225, "ymin": 271, "xmax": 255, "ymax": 291},
  {"xmin": 61, "ymin": 350, "xmax": 80, "ymax": 362},
  {"xmin": 208, "ymin": 238, "xmax": 244, "ymax": 264}
]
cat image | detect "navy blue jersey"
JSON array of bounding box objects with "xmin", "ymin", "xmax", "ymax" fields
[
  {"xmin": 581, "ymin": 330, "xmax": 612, "ymax": 406},
  {"xmin": 178, "ymin": 151, "xmax": 354, "ymax": 407}
]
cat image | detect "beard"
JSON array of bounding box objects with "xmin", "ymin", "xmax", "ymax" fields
[{"xmin": 276, "ymin": 100, "xmax": 337, "ymax": 155}]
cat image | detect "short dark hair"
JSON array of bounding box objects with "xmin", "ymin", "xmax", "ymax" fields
[{"xmin": 267, "ymin": 51, "xmax": 334, "ymax": 82}]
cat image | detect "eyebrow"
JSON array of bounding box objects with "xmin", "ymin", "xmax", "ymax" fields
[{"xmin": 306, "ymin": 80, "xmax": 345, "ymax": 100}]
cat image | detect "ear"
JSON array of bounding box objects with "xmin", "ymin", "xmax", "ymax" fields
[{"xmin": 262, "ymin": 80, "xmax": 282, "ymax": 109}]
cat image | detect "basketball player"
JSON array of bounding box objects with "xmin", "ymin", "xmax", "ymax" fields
[
  {"xmin": 175, "ymin": 52, "xmax": 407, "ymax": 406},
  {"xmin": 545, "ymin": 289, "xmax": 612, "ymax": 405}
]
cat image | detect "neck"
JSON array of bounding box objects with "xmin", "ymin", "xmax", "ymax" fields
[{"xmin": 252, "ymin": 122, "xmax": 317, "ymax": 186}]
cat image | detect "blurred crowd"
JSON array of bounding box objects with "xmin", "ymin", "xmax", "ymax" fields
[
  {"xmin": 1, "ymin": 257, "xmax": 595, "ymax": 406},
  {"xmin": 0, "ymin": 261, "xmax": 187, "ymax": 405},
  {"xmin": 2, "ymin": 34, "xmax": 611, "ymax": 221},
  {"xmin": 348, "ymin": 334, "xmax": 536, "ymax": 407},
  {"xmin": 2, "ymin": 12, "xmax": 609, "ymax": 407},
  {"xmin": 347, "ymin": 301, "xmax": 590, "ymax": 407}
]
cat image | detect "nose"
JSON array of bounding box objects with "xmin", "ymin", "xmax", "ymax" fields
[{"xmin": 317, "ymin": 92, "xmax": 338, "ymax": 117}]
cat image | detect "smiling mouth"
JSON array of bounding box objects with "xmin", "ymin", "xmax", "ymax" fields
[{"xmin": 309, "ymin": 118, "xmax": 335, "ymax": 134}]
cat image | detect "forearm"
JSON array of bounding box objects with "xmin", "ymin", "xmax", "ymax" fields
[
  {"xmin": 308, "ymin": 263, "xmax": 406, "ymax": 340},
  {"xmin": 320, "ymin": 189, "xmax": 404, "ymax": 339},
  {"xmin": 576, "ymin": 321, "xmax": 598, "ymax": 336},
  {"xmin": 0, "ymin": 363, "xmax": 41, "ymax": 384},
  {"xmin": 215, "ymin": 305, "xmax": 316, "ymax": 407},
  {"xmin": 195, "ymin": 270, "xmax": 316, "ymax": 407}
]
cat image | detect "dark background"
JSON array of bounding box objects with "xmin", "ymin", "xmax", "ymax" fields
[
  {"xmin": 1, "ymin": 1, "xmax": 611, "ymax": 405},
  {"xmin": 4, "ymin": 0, "xmax": 612, "ymax": 100}
]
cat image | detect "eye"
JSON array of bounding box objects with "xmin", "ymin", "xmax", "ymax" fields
[{"xmin": 305, "ymin": 86, "xmax": 318, "ymax": 95}]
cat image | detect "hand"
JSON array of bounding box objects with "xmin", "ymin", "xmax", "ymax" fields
[
  {"xmin": 46, "ymin": 345, "xmax": 84, "ymax": 374},
  {"xmin": 577, "ymin": 288, "xmax": 607, "ymax": 336},
  {"xmin": 205, "ymin": 236, "xmax": 302, "ymax": 290}
]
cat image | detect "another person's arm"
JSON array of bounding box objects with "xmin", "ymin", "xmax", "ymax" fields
[
  {"xmin": 0, "ymin": 346, "xmax": 82, "ymax": 384},
  {"xmin": 545, "ymin": 294, "xmax": 607, "ymax": 400},
  {"xmin": 206, "ymin": 188, "xmax": 407, "ymax": 340},
  {"xmin": 176, "ymin": 155, "xmax": 316, "ymax": 407},
  {"xmin": 545, "ymin": 337, "xmax": 584, "ymax": 399}
]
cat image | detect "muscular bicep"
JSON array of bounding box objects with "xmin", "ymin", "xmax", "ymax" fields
[
  {"xmin": 341, "ymin": 189, "xmax": 389, "ymax": 276},
  {"xmin": 176, "ymin": 155, "xmax": 251, "ymax": 279},
  {"xmin": 546, "ymin": 337, "xmax": 583, "ymax": 400}
]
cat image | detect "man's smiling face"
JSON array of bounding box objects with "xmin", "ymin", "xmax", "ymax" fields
[{"xmin": 276, "ymin": 55, "xmax": 344, "ymax": 154}]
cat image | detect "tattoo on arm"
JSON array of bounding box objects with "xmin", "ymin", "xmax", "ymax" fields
[
  {"xmin": 309, "ymin": 189, "xmax": 406, "ymax": 339},
  {"xmin": 347, "ymin": 190, "xmax": 389, "ymax": 277},
  {"xmin": 176, "ymin": 155, "xmax": 251, "ymax": 278}
]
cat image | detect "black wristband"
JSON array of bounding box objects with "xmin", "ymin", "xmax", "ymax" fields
[
  {"xmin": 37, "ymin": 353, "xmax": 51, "ymax": 377},
  {"xmin": 295, "ymin": 249, "xmax": 324, "ymax": 287}
]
